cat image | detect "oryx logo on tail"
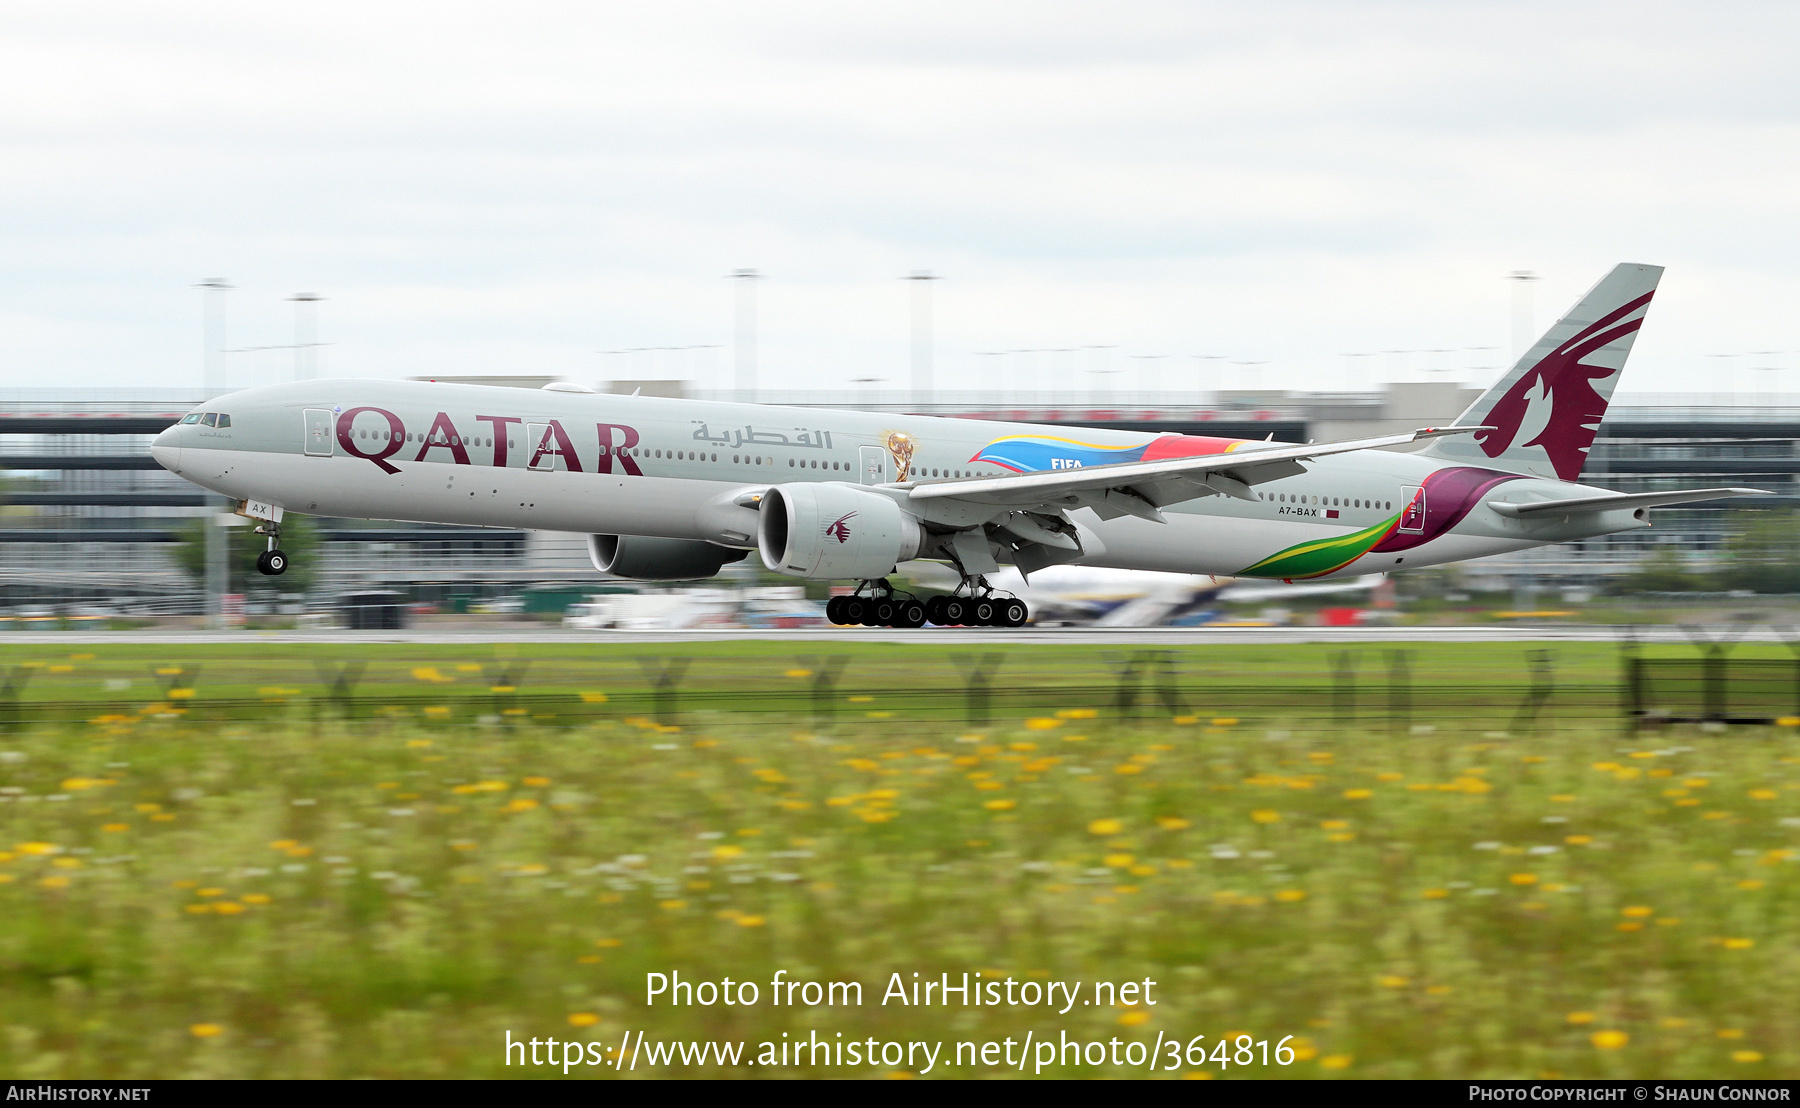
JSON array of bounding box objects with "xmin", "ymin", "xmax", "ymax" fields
[
  {"xmin": 824, "ymin": 512, "xmax": 857, "ymax": 544},
  {"xmin": 1421, "ymin": 263, "xmax": 1662, "ymax": 482}
]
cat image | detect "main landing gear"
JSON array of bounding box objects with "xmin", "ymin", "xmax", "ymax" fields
[
  {"xmin": 826, "ymin": 577, "xmax": 1030, "ymax": 629},
  {"xmin": 254, "ymin": 520, "xmax": 288, "ymax": 576},
  {"xmin": 825, "ymin": 580, "xmax": 927, "ymax": 628}
]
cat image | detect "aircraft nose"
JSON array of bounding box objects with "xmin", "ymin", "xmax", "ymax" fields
[{"xmin": 150, "ymin": 426, "xmax": 182, "ymax": 474}]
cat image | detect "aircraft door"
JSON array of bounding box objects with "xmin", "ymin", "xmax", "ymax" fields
[
  {"xmin": 1399, "ymin": 485, "xmax": 1426, "ymax": 533},
  {"xmin": 525, "ymin": 423, "xmax": 559, "ymax": 471},
  {"xmin": 303, "ymin": 409, "xmax": 333, "ymax": 456},
  {"xmin": 859, "ymin": 445, "xmax": 889, "ymax": 485}
]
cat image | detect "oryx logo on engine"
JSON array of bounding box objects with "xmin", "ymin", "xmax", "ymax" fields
[{"xmin": 823, "ymin": 512, "xmax": 857, "ymax": 544}]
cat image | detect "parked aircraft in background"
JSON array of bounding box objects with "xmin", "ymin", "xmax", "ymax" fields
[
  {"xmin": 909, "ymin": 563, "xmax": 1387, "ymax": 627},
  {"xmin": 151, "ymin": 263, "xmax": 1760, "ymax": 628}
]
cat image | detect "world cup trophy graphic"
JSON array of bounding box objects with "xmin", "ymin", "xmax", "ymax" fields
[{"xmin": 885, "ymin": 431, "xmax": 916, "ymax": 483}]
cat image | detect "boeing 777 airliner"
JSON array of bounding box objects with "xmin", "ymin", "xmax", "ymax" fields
[{"xmin": 150, "ymin": 263, "xmax": 1759, "ymax": 627}]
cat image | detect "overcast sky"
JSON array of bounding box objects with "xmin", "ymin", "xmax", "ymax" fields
[{"xmin": 3, "ymin": 1, "xmax": 1799, "ymax": 400}]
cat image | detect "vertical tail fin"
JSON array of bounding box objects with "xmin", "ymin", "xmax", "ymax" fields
[{"xmin": 1421, "ymin": 262, "xmax": 1662, "ymax": 481}]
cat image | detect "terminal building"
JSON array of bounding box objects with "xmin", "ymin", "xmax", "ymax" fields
[{"xmin": 2, "ymin": 382, "xmax": 1794, "ymax": 616}]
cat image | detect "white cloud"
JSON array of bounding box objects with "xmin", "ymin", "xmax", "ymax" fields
[{"xmin": 3, "ymin": 0, "xmax": 1800, "ymax": 398}]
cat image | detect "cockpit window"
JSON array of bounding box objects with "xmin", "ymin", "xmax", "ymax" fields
[
  {"xmin": 202, "ymin": 413, "xmax": 218, "ymax": 427},
  {"xmin": 180, "ymin": 413, "xmax": 202, "ymax": 424},
  {"xmin": 215, "ymin": 414, "xmax": 231, "ymax": 428}
]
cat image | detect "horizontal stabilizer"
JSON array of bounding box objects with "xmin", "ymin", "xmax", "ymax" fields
[{"xmin": 1488, "ymin": 487, "xmax": 1767, "ymax": 517}]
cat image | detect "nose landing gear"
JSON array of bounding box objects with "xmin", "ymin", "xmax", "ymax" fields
[{"xmin": 254, "ymin": 521, "xmax": 288, "ymax": 576}]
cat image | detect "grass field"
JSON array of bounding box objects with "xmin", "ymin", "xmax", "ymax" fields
[{"xmin": 1, "ymin": 642, "xmax": 1798, "ymax": 1078}]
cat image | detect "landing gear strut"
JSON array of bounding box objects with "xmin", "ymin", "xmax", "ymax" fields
[
  {"xmin": 926, "ymin": 575, "xmax": 1029, "ymax": 628},
  {"xmin": 254, "ymin": 520, "xmax": 288, "ymax": 576},
  {"xmin": 825, "ymin": 579, "xmax": 927, "ymax": 628}
]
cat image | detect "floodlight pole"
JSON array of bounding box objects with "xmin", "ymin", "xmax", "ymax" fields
[
  {"xmin": 905, "ymin": 270, "xmax": 940, "ymax": 408},
  {"xmin": 730, "ymin": 269, "xmax": 762, "ymax": 401},
  {"xmin": 193, "ymin": 278, "xmax": 233, "ymax": 629}
]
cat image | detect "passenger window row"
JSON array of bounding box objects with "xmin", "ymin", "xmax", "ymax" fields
[{"xmin": 1256, "ymin": 490, "xmax": 1395, "ymax": 511}]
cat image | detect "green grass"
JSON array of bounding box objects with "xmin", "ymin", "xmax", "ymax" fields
[{"xmin": 0, "ymin": 644, "xmax": 1798, "ymax": 1078}]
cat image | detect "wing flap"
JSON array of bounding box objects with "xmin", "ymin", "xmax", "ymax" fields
[{"xmin": 906, "ymin": 425, "xmax": 1487, "ymax": 510}]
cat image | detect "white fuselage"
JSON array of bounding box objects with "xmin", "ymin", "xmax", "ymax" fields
[{"xmin": 151, "ymin": 379, "xmax": 1645, "ymax": 581}]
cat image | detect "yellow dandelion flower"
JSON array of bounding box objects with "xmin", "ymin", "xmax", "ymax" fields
[
  {"xmin": 712, "ymin": 844, "xmax": 744, "ymax": 860},
  {"xmin": 1342, "ymin": 788, "xmax": 1373, "ymax": 800},
  {"xmin": 1025, "ymin": 718, "xmax": 1062, "ymax": 730},
  {"xmin": 1717, "ymin": 1029, "xmax": 1746, "ymax": 1040},
  {"xmin": 1733, "ymin": 1050, "xmax": 1765, "ymax": 1064},
  {"xmin": 197, "ymin": 887, "xmax": 224, "ymax": 898},
  {"xmin": 51, "ymin": 858, "xmax": 80, "ymax": 869},
  {"xmin": 1250, "ymin": 809, "xmax": 1281, "ymax": 823},
  {"xmin": 1565, "ymin": 835, "xmax": 1593, "ymax": 845},
  {"xmin": 38, "ymin": 876, "xmax": 70, "ymax": 890},
  {"xmin": 1319, "ymin": 1054, "xmax": 1353, "ymax": 1070},
  {"xmin": 568, "ymin": 1012, "xmax": 600, "ymax": 1027},
  {"xmin": 1661, "ymin": 1018, "xmax": 1690, "ymax": 1030},
  {"xmin": 190, "ymin": 1024, "xmax": 223, "ymax": 1038},
  {"xmin": 522, "ymin": 776, "xmax": 550, "ymax": 787},
  {"xmin": 241, "ymin": 893, "xmax": 271, "ymax": 905},
  {"xmin": 1622, "ymin": 905, "xmax": 1654, "ymax": 918},
  {"xmin": 1510, "ymin": 873, "xmax": 1539, "ymax": 886},
  {"xmin": 1567, "ymin": 1012, "xmax": 1597, "ymax": 1025},
  {"xmin": 1088, "ymin": 819, "xmax": 1123, "ymax": 836},
  {"xmin": 1377, "ymin": 975, "xmax": 1408, "ymax": 988},
  {"xmin": 1617, "ymin": 922, "xmax": 1643, "ymax": 932},
  {"xmin": 1156, "ymin": 817, "xmax": 1190, "ymax": 831},
  {"xmin": 735, "ymin": 915, "xmax": 766, "ymax": 927},
  {"xmin": 983, "ymin": 799, "xmax": 1017, "ymax": 811},
  {"xmin": 1421, "ymin": 888, "xmax": 1450, "ymax": 899},
  {"xmin": 15, "ymin": 842, "xmax": 60, "ymax": 856},
  {"xmin": 1103, "ymin": 853, "xmax": 1135, "ymax": 868},
  {"xmin": 1590, "ymin": 1030, "xmax": 1629, "ymax": 1050},
  {"xmin": 1376, "ymin": 772, "xmax": 1405, "ymax": 782},
  {"xmin": 1115, "ymin": 763, "xmax": 1144, "ymax": 775},
  {"xmin": 1748, "ymin": 789, "xmax": 1778, "ymax": 801},
  {"xmin": 213, "ymin": 902, "xmax": 245, "ymax": 915},
  {"xmin": 1117, "ymin": 1010, "xmax": 1151, "ymax": 1027},
  {"xmin": 1737, "ymin": 880, "xmax": 1765, "ymax": 890},
  {"xmin": 1723, "ymin": 938, "xmax": 1756, "ymax": 950},
  {"xmin": 659, "ymin": 899, "xmax": 687, "ymax": 911},
  {"xmin": 1274, "ymin": 889, "xmax": 1307, "ymax": 903}
]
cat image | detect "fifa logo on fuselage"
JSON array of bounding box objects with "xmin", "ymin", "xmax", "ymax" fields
[{"xmin": 1049, "ymin": 458, "xmax": 1084, "ymax": 469}]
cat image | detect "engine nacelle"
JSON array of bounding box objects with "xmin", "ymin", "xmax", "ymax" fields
[
  {"xmin": 758, "ymin": 483, "xmax": 923, "ymax": 580},
  {"xmin": 587, "ymin": 535, "xmax": 748, "ymax": 581}
]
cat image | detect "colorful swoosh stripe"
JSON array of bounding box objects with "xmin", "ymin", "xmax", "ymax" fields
[
  {"xmin": 971, "ymin": 432, "xmax": 1249, "ymax": 473},
  {"xmin": 1236, "ymin": 467, "xmax": 1525, "ymax": 580}
]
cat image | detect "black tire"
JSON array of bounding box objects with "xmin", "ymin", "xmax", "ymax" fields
[
  {"xmin": 826, "ymin": 596, "xmax": 847, "ymax": 625},
  {"xmin": 942, "ymin": 598, "xmax": 967, "ymax": 626},
  {"xmin": 925, "ymin": 596, "xmax": 948, "ymax": 625},
  {"xmin": 258, "ymin": 549, "xmax": 287, "ymax": 576},
  {"xmin": 1000, "ymin": 599, "xmax": 1028, "ymax": 627},
  {"xmin": 842, "ymin": 598, "xmax": 866, "ymax": 624},
  {"xmin": 973, "ymin": 600, "xmax": 997, "ymax": 625},
  {"xmin": 873, "ymin": 601, "xmax": 897, "ymax": 626},
  {"xmin": 896, "ymin": 602, "xmax": 927, "ymax": 628}
]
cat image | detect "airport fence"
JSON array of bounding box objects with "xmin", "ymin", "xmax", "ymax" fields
[{"xmin": 6, "ymin": 638, "xmax": 1800, "ymax": 737}]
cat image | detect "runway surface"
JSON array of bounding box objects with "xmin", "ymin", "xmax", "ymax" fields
[{"xmin": 0, "ymin": 624, "xmax": 1781, "ymax": 646}]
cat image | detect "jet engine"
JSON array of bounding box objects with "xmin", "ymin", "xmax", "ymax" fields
[
  {"xmin": 758, "ymin": 483, "xmax": 922, "ymax": 580},
  {"xmin": 587, "ymin": 535, "xmax": 748, "ymax": 581}
]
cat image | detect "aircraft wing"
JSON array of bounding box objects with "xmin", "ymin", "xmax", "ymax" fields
[
  {"xmin": 903, "ymin": 425, "xmax": 1488, "ymax": 521},
  {"xmin": 1488, "ymin": 487, "xmax": 1768, "ymax": 517}
]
